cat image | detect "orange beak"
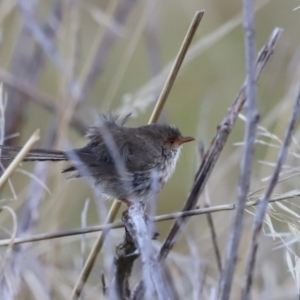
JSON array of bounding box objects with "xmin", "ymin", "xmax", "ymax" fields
[{"xmin": 179, "ymin": 136, "xmax": 195, "ymax": 145}]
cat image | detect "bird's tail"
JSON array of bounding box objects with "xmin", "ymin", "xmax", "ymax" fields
[{"xmin": 0, "ymin": 146, "xmax": 68, "ymax": 162}]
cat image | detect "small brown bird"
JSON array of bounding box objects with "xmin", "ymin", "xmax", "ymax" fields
[{"xmin": 0, "ymin": 114, "xmax": 195, "ymax": 205}]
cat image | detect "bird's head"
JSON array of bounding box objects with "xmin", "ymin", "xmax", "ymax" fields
[{"xmin": 142, "ymin": 124, "xmax": 195, "ymax": 154}]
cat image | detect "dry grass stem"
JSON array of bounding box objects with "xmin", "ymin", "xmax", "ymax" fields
[
  {"xmin": 71, "ymin": 200, "xmax": 122, "ymax": 299},
  {"xmin": 149, "ymin": 10, "xmax": 204, "ymax": 124},
  {"xmin": 78, "ymin": 0, "xmax": 137, "ymax": 102},
  {"xmin": 204, "ymin": 202, "xmax": 223, "ymax": 274},
  {"xmin": 241, "ymin": 86, "xmax": 300, "ymax": 300},
  {"xmin": 132, "ymin": 26, "xmax": 282, "ymax": 299},
  {"xmin": 123, "ymin": 202, "xmax": 173, "ymax": 299},
  {"xmin": 199, "ymin": 143, "xmax": 223, "ymax": 274},
  {"xmin": 158, "ymin": 27, "xmax": 282, "ymax": 259},
  {"xmin": 0, "ymin": 206, "xmax": 18, "ymax": 282},
  {"xmin": 71, "ymin": 11, "xmax": 205, "ymax": 298},
  {"xmin": 0, "ymin": 70, "xmax": 87, "ymax": 135},
  {"xmin": 17, "ymin": 1, "xmax": 68, "ymax": 75},
  {"xmin": 220, "ymin": 0, "xmax": 258, "ymax": 298},
  {"xmin": 77, "ymin": 1, "xmax": 118, "ymax": 88},
  {"xmin": 102, "ymin": 0, "xmax": 158, "ymax": 110},
  {"xmin": 118, "ymin": 1, "xmax": 270, "ymax": 118},
  {"xmin": 113, "ymin": 216, "xmax": 137, "ymax": 299},
  {"xmin": 0, "ymin": 1, "xmax": 15, "ymax": 26},
  {"xmin": 1, "ymin": 191, "xmax": 298, "ymax": 247},
  {"xmin": 4, "ymin": 1, "xmax": 63, "ymax": 142},
  {"xmin": 0, "ymin": 3, "xmax": 297, "ymax": 298},
  {"xmin": 0, "ymin": 129, "xmax": 40, "ymax": 189}
]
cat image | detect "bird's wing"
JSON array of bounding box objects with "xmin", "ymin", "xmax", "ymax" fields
[
  {"xmin": 64, "ymin": 115, "xmax": 130, "ymax": 177},
  {"xmin": 120, "ymin": 138, "xmax": 161, "ymax": 173},
  {"xmin": 63, "ymin": 122, "xmax": 160, "ymax": 177},
  {"xmin": 64, "ymin": 138, "xmax": 157, "ymax": 178}
]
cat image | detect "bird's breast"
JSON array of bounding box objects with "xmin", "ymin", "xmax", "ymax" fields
[{"xmin": 159, "ymin": 149, "xmax": 180, "ymax": 183}]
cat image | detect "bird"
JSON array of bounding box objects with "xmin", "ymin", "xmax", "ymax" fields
[{"xmin": 0, "ymin": 114, "xmax": 195, "ymax": 206}]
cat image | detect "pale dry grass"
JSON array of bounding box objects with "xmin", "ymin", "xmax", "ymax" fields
[{"xmin": 0, "ymin": 1, "xmax": 300, "ymax": 300}]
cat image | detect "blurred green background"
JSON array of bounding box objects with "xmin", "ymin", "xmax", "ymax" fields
[{"xmin": 1, "ymin": 0, "xmax": 300, "ymax": 299}]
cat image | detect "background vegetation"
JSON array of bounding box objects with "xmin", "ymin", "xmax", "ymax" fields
[{"xmin": 0, "ymin": 0, "xmax": 300, "ymax": 299}]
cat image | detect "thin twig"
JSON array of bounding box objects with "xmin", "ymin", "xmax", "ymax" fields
[
  {"xmin": 199, "ymin": 265, "xmax": 208, "ymax": 300},
  {"xmin": 1, "ymin": 4, "xmax": 64, "ymax": 298},
  {"xmin": 219, "ymin": 0, "xmax": 258, "ymax": 298},
  {"xmin": 78, "ymin": 0, "xmax": 137, "ymax": 102},
  {"xmin": 71, "ymin": 200, "xmax": 122, "ymax": 299},
  {"xmin": 149, "ymin": 10, "xmax": 204, "ymax": 124},
  {"xmin": 144, "ymin": 6, "xmax": 162, "ymax": 79},
  {"xmin": 101, "ymin": 273, "xmax": 107, "ymax": 296},
  {"xmin": 0, "ymin": 191, "xmax": 297, "ymax": 247},
  {"xmin": 17, "ymin": 0, "xmax": 68, "ymax": 75},
  {"xmin": 0, "ymin": 68, "xmax": 57, "ymax": 109},
  {"xmin": 5, "ymin": 0, "xmax": 63, "ymax": 142},
  {"xmin": 113, "ymin": 220, "xmax": 137, "ymax": 299},
  {"xmin": 101, "ymin": 0, "xmax": 157, "ymax": 110},
  {"xmin": 70, "ymin": 11, "xmax": 204, "ymax": 299},
  {"xmin": 0, "ymin": 129, "xmax": 40, "ymax": 189},
  {"xmin": 199, "ymin": 142, "xmax": 222, "ymax": 274},
  {"xmin": 0, "ymin": 206, "xmax": 18, "ymax": 282},
  {"xmin": 131, "ymin": 27, "xmax": 282, "ymax": 299},
  {"xmin": 204, "ymin": 202, "xmax": 223, "ymax": 273},
  {"xmin": 241, "ymin": 86, "xmax": 300, "ymax": 300},
  {"xmin": 81, "ymin": 199, "xmax": 90, "ymax": 267},
  {"xmin": 159, "ymin": 28, "xmax": 282, "ymax": 262},
  {"xmin": 77, "ymin": 1, "xmax": 119, "ymax": 91},
  {"xmin": 124, "ymin": 202, "xmax": 172, "ymax": 300},
  {"xmin": 118, "ymin": 1, "xmax": 270, "ymax": 117},
  {"xmin": 0, "ymin": 69, "xmax": 88, "ymax": 135}
]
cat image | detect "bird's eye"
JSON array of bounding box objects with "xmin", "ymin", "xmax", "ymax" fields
[{"xmin": 169, "ymin": 138, "xmax": 174, "ymax": 144}]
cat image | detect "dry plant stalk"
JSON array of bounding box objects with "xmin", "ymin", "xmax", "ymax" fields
[
  {"xmin": 71, "ymin": 10, "xmax": 204, "ymax": 299},
  {"xmin": 220, "ymin": 0, "xmax": 258, "ymax": 297},
  {"xmin": 199, "ymin": 142, "xmax": 223, "ymax": 274},
  {"xmin": 1, "ymin": 2, "xmax": 294, "ymax": 299},
  {"xmin": 5, "ymin": 1, "xmax": 63, "ymax": 143},
  {"xmin": 0, "ymin": 129, "xmax": 40, "ymax": 189},
  {"xmin": 0, "ymin": 192, "xmax": 300, "ymax": 247},
  {"xmin": 119, "ymin": 202, "xmax": 173, "ymax": 299},
  {"xmin": 0, "ymin": 190, "xmax": 298, "ymax": 247},
  {"xmin": 149, "ymin": 10, "xmax": 204, "ymax": 123},
  {"xmin": 118, "ymin": 0, "xmax": 271, "ymax": 118},
  {"xmin": 17, "ymin": 1, "xmax": 67, "ymax": 75},
  {"xmin": 241, "ymin": 86, "xmax": 300, "ymax": 300},
  {"xmin": 78, "ymin": 0, "xmax": 138, "ymax": 103},
  {"xmin": 113, "ymin": 217, "xmax": 137, "ymax": 299},
  {"xmin": 0, "ymin": 69, "xmax": 88, "ymax": 135},
  {"xmin": 101, "ymin": 0, "xmax": 157, "ymax": 110},
  {"xmin": 158, "ymin": 27, "xmax": 282, "ymax": 260},
  {"xmin": 0, "ymin": 206, "xmax": 18, "ymax": 283},
  {"xmin": 131, "ymin": 27, "xmax": 283, "ymax": 299}
]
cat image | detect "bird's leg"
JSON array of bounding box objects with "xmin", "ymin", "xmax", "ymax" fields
[{"xmin": 119, "ymin": 198, "xmax": 133, "ymax": 207}]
